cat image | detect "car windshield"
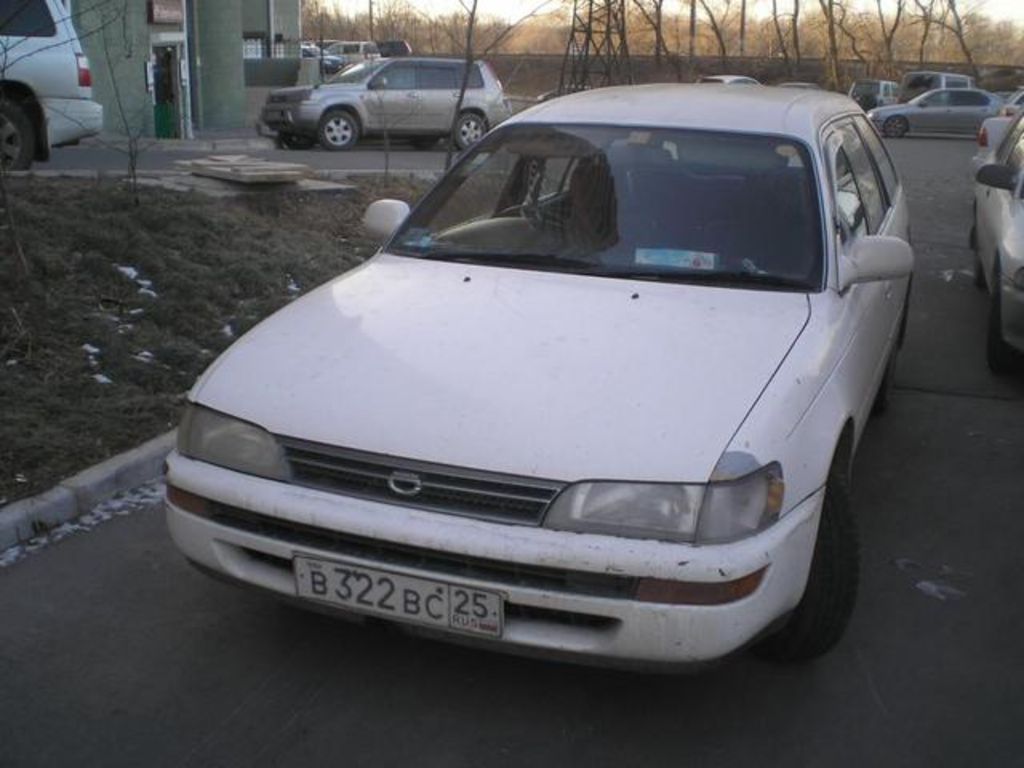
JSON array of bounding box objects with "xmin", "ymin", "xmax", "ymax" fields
[
  {"xmin": 390, "ymin": 124, "xmax": 824, "ymax": 290},
  {"xmin": 327, "ymin": 60, "xmax": 383, "ymax": 84},
  {"xmin": 851, "ymin": 82, "xmax": 878, "ymax": 95}
]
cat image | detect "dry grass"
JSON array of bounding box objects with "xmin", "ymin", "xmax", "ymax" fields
[{"xmin": 0, "ymin": 176, "xmax": 431, "ymax": 505}]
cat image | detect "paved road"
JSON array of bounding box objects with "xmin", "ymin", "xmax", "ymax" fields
[
  {"xmin": 3, "ymin": 138, "xmax": 1023, "ymax": 768},
  {"xmin": 42, "ymin": 140, "xmax": 448, "ymax": 174}
]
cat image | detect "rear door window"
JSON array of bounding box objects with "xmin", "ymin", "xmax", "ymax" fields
[
  {"xmin": 418, "ymin": 65, "xmax": 458, "ymax": 90},
  {"xmin": 835, "ymin": 122, "xmax": 886, "ymax": 232},
  {"xmin": 0, "ymin": 0, "xmax": 55, "ymax": 37},
  {"xmin": 950, "ymin": 91, "xmax": 989, "ymax": 107},
  {"xmin": 853, "ymin": 115, "xmax": 900, "ymax": 203}
]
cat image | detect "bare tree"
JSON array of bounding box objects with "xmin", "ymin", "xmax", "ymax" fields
[
  {"xmin": 874, "ymin": 0, "xmax": 905, "ymax": 76},
  {"xmin": 911, "ymin": 0, "xmax": 945, "ymax": 65},
  {"xmin": 633, "ymin": 0, "xmax": 671, "ymax": 68},
  {"xmin": 739, "ymin": 0, "xmax": 747, "ymax": 57},
  {"xmin": 698, "ymin": 0, "xmax": 731, "ymax": 61},
  {"xmin": 939, "ymin": 0, "xmax": 979, "ymax": 79},
  {"xmin": 771, "ymin": 0, "xmax": 792, "ymax": 72},
  {"xmin": 818, "ymin": 0, "xmax": 842, "ymax": 89},
  {"xmin": 791, "ymin": 0, "xmax": 802, "ymax": 66}
]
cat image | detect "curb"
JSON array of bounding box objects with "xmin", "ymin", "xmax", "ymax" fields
[
  {"xmin": 80, "ymin": 136, "xmax": 275, "ymax": 153},
  {"xmin": 0, "ymin": 430, "xmax": 176, "ymax": 550}
]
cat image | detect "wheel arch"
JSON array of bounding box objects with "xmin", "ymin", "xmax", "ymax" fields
[{"xmin": 322, "ymin": 102, "xmax": 363, "ymax": 133}]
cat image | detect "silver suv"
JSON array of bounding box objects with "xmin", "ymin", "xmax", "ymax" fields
[
  {"xmin": 0, "ymin": 0, "xmax": 103, "ymax": 169},
  {"xmin": 261, "ymin": 58, "xmax": 511, "ymax": 152}
]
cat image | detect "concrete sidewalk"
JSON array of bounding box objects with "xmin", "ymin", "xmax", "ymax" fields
[{"xmin": 81, "ymin": 129, "xmax": 275, "ymax": 154}]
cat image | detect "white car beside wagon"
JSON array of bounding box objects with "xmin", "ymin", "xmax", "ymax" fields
[{"xmin": 166, "ymin": 85, "xmax": 914, "ymax": 668}]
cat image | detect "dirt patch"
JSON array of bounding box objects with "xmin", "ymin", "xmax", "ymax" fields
[{"xmin": 0, "ymin": 175, "xmax": 431, "ymax": 505}]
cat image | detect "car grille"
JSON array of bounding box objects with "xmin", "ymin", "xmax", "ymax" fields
[
  {"xmin": 207, "ymin": 501, "xmax": 637, "ymax": 600},
  {"xmin": 279, "ymin": 438, "xmax": 563, "ymax": 526}
]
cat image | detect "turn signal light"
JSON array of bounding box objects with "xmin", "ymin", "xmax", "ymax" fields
[
  {"xmin": 166, "ymin": 484, "xmax": 209, "ymax": 516},
  {"xmin": 978, "ymin": 126, "xmax": 988, "ymax": 148},
  {"xmin": 635, "ymin": 567, "xmax": 767, "ymax": 605}
]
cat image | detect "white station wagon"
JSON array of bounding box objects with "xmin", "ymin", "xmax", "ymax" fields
[{"xmin": 166, "ymin": 85, "xmax": 914, "ymax": 667}]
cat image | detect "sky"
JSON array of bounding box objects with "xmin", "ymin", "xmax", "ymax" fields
[{"xmin": 333, "ymin": 0, "xmax": 1024, "ymax": 23}]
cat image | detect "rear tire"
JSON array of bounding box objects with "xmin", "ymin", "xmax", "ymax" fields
[
  {"xmin": 754, "ymin": 466, "xmax": 859, "ymax": 663},
  {"xmin": 0, "ymin": 101, "xmax": 35, "ymax": 171},
  {"xmin": 883, "ymin": 116, "xmax": 909, "ymax": 139},
  {"xmin": 453, "ymin": 111, "xmax": 487, "ymax": 150}
]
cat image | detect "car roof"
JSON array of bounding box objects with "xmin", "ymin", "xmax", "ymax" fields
[{"xmin": 507, "ymin": 84, "xmax": 859, "ymax": 143}]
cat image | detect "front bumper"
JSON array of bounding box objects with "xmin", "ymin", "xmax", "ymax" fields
[
  {"xmin": 260, "ymin": 102, "xmax": 320, "ymax": 135},
  {"xmin": 42, "ymin": 97, "xmax": 103, "ymax": 147},
  {"xmin": 165, "ymin": 452, "xmax": 823, "ymax": 667}
]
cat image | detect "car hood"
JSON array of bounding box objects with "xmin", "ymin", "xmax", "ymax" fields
[
  {"xmin": 869, "ymin": 103, "xmax": 912, "ymax": 118},
  {"xmin": 192, "ymin": 255, "xmax": 810, "ymax": 483}
]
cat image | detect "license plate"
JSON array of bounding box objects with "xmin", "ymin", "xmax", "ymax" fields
[{"xmin": 293, "ymin": 555, "xmax": 504, "ymax": 638}]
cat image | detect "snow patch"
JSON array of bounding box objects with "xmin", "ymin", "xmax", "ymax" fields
[
  {"xmin": 133, "ymin": 350, "xmax": 155, "ymax": 364},
  {"xmin": 92, "ymin": 374, "xmax": 113, "ymax": 384},
  {"xmin": 0, "ymin": 481, "xmax": 165, "ymax": 569},
  {"xmin": 81, "ymin": 343, "xmax": 101, "ymax": 355},
  {"xmin": 221, "ymin": 324, "xmax": 235, "ymax": 338},
  {"xmin": 138, "ymin": 288, "xmax": 158, "ymax": 299},
  {"xmin": 115, "ymin": 264, "xmax": 139, "ymax": 280}
]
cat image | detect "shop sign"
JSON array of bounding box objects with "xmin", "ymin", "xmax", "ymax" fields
[{"xmin": 149, "ymin": 0, "xmax": 184, "ymax": 24}]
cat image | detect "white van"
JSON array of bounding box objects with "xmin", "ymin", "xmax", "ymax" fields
[
  {"xmin": 0, "ymin": 0, "xmax": 103, "ymax": 169},
  {"xmin": 899, "ymin": 70, "xmax": 975, "ymax": 102}
]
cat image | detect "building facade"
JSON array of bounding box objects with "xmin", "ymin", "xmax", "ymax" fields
[{"xmin": 72, "ymin": 0, "xmax": 300, "ymax": 138}]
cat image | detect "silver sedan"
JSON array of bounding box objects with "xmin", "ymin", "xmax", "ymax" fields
[{"xmin": 868, "ymin": 88, "xmax": 1002, "ymax": 137}]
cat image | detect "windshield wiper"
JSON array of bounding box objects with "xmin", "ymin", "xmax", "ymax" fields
[
  {"xmin": 399, "ymin": 250, "xmax": 601, "ymax": 272},
  {"xmin": 588, "ymin": 269, "xmax": 812, "ymax": 290}
]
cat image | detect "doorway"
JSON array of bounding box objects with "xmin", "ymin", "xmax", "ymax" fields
[{"xmin": 152, "ymin": 44, "xmax": 181, "ymax": 138}]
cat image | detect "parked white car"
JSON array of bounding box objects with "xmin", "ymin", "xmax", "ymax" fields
[
  {"xmin": 971, "ymin": 115, "xmax": 1015, "ymax": 176},
  {"xmin": 0, "ymin": 0, "xmax": 102, "ymax": 169},
  {"xmin": 167, "ymin": 86, "xmax": 914, "ymax": 667},
  {"xmin": 971, "ymin": 110, "xmax": 1024, "ymax": 373}
]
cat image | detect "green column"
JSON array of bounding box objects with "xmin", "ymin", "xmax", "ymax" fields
[
  {"xmin": 195, "ymin": 0, "xmax": 246, "ymax": 130},
  {"xmin": 73, "ymin": 0, "xmax": 153, "ymax": 137}
]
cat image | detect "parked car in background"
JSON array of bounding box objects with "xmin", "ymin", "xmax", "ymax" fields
[
  {"xmin": 697, "ymin": 74, "xmax": 761, "ymax": 85},
  {"xmin": 300, "ymin": 43, "xmax": 346, "ymax": 77},
  {"xmin": 261, "ymin": 57, "xmax": 511, "ymax": 151},
  {"xmin": 899, "ymin": 70, "xmax": 974, "ymax": 102},
  {"xmin": 171, "ymin": 85, "xmax": 914, "ymax": 668},
  {"xmin": 972, "ymin": 115, "xmax": 1015, "ymax": 175},
  {"xmin": 376, "ymin": 40, "xmax": 413, "ymax": 58},
  {"xmin": 848, "ymin": 79, "xmax": 898, "ymax": 111},
  {"xmin": 999, "ymin": 89, "xmax": 1024, "ymax": 116},
  {"xmin": 971, "ymin": 110, "xmax": 1024, "ymax": 372},
  {"xmin": 0, "ymin": 0, "xmax": 102, "ymax": 169},
  {"xmin": 322, "ymin": 40, "xmax": 381, "ymax": 67},
  {"xmin": 867, "ymin": 88, "xmax": 1001, "ymax": 137}
]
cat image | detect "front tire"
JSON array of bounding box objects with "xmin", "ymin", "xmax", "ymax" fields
[
  {"xmin": 754, "ymin": 467, "xmax": 859, "ymax": 662},
  {"xmin": 883, "ymin": 116, "xmax": 909, "ymax": 139},
  {"xmin": 453, "ymin": 111, "xmax": 487, "ymax": 150},
  {"xmin": 0, "ymin": 101, "xmax": 35, "ymax": 171},
  {"xmin": 318, "ymin": 110, "xmax": 360, "ymax": 151}
]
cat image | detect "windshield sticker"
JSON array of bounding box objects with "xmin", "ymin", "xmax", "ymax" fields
[
  {"xmin": 635, "ymin": 248, "xmax": 718, "ymax": 270},
  {"xmin": 399, "ymin": 229, "xmax": 434, "ymax": 250}
]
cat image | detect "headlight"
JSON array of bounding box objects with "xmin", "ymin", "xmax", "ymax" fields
[
  {"xmin": 544, "ymin": 463, "xmax": 783, "ymax": 545},
  {"xmin": 177, "ymin": 404, "xmax": 289, "ymax": 481}
]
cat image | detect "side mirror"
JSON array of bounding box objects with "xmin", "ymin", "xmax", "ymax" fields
[
  {"xmin": 368, "ymin": 76, "xmax": 387, "ymax": 90},
  {"xmin": 838, "ymin": 235, "xmax": 913, "ymax": 292},
  {"xmin": 363, "ymin": 199, "xmax": 410, "ymax": 241},
  {"xmin": 976, "ymin": 163, "xmax": 1017, "ymax": 191}
]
